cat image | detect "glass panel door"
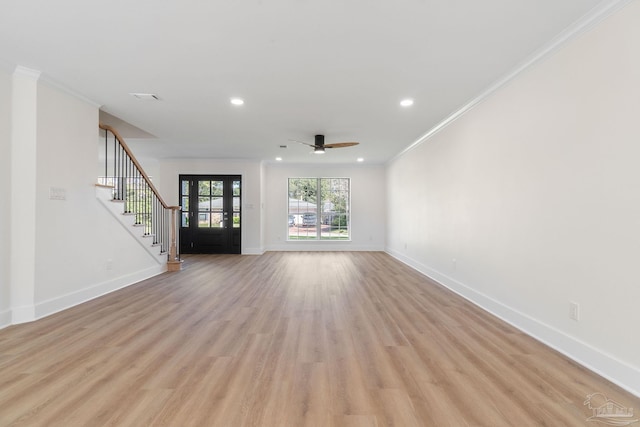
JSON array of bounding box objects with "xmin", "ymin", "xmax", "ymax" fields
[{"xmin": 179, "ymin": 175, "xmax": 241, "ymax": 254}]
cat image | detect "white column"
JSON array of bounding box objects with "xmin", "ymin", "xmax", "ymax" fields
[
  {"xmin": 0, "ymin": 66, "xmax": 12, "ymax": 327},
  {"xmin": 10, "ymin": 66, "xmax": 40, "ymax": 323}
]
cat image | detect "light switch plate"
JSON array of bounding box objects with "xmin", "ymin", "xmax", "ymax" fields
[{"xmin": 49, "ymin": 187, "xmax": 66, "ymax": 200}]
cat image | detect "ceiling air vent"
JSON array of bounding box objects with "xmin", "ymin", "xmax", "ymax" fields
[{"xmin": 129, "ymin": 93, "xmax": 160, "ymax": 101}]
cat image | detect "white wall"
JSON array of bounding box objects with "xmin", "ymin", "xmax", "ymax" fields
[
  {"xmin": 0, "ymin": 66, "xmax": 11, "ymax": 325},
  {"xmin": 157, "ymin": 159, "xmax": 264, "ymax": 254},
  {"xmin": 386, "ymin": 2, "xmax": 640, "ymax": 395},
  {"xmin": 156, "ymin": 160, "xmax": 386, "ymax": 253},
  {"xmin": 265, "ymin": 163, "xmax": 386, "ymax": 251},
  {"xmin": 260, "ymin": 162, "xmax": 267, "ymax": 248},
  {"xmin": 0, "ymin": 71, "xmax": 165, "ymax": 327},
  {"xmin": 32, "ymin": 82, "xmax": 162, "ymax": 315}
]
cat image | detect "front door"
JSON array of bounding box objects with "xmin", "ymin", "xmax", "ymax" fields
[{"xmin": 179, "ymin": 175, "xmax": 241, "ymax": 254}]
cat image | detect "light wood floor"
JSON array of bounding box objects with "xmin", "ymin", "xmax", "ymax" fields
[{"xmin": 1, "ymin": 252, "xmax": 638, "ymax": 426}]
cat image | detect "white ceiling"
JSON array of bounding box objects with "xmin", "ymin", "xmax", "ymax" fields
[{"xmin": 0, "ymin": 0, "xmax": 612, "ymax": 164}]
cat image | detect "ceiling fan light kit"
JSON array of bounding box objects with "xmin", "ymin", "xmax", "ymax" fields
[{"xmin": 314, "ymin": 135, "xmax": 325, "ymax": 154}]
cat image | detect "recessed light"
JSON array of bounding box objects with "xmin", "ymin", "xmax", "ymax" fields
[
  {"xmin": 400, "ymin": 98, "xmax": 414, "ymax": 107},
  {"xmin": 275, "ymin": 157, "xmax": 283, "ymax": 161},
  {"xmin": 357, "ymin": 158, "xmax": 364, "ymax": 162},
  {"xmin": 230, "ymin": 97, "xmax": 244, "ymax": 106}
]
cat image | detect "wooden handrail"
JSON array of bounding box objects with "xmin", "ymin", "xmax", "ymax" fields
[
  {"xmin": 99, "ymin": 123, "xmax": 179, "ymax": 210},
  {"xmin": 99, "ymin": 123, "xmax": 181, "ymax": 270}
]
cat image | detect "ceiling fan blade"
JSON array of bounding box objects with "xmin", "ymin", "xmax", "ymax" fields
[
  {"xmin": 289, "ymin": 139, "xmax": 316, "ymax": 148},
  {"xmin": 289, "ymin": 137, "xmax": 359, "ymax": 150},
  {"xmin": 324, "ymin": 142, "xmax": 359, "ymax": 148}
]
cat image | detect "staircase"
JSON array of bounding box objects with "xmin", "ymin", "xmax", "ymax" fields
[{"xmin": 97, "ymin": 124, "xmax": 181, "ymax": 271}]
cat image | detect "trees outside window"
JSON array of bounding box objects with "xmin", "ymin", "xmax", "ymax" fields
[{"xmin": 288, "ymin": 178, "xmax": 350, "ymax": 240}]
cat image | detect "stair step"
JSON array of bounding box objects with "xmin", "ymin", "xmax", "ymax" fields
[{"xmin": 96, "ymin": 184, "xmax": 176, "ymax": 269}]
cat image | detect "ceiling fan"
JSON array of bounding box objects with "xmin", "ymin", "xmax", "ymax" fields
[{"xmin": 291, "ymin": 135, "xmax": 359, "ymax": 154}]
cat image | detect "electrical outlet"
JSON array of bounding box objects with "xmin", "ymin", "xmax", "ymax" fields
[{"xmin": 569, "ymin": 302, "xmax": 580, "ymax": 321}]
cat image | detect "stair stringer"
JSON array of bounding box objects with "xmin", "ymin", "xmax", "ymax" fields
[{"xmin": 95, "ymin": 185, "xmax": 168, "ymax": 266}]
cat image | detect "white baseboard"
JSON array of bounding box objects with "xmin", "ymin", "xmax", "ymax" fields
[
  {"xmin": 0, "ymin": 307, "xmax": 13, "ymax": 329},
  {"xmin": 11, "ymin": 305, "xmax": 36, "ymax": 325},
  {"xmin": 242, "ymin": 247, "xmax": 265, "ymax": 255},
  {"xmin": 33, "ymin": 265, "xmax": 165, "ymax": 321},
  {"xmin": 266, "ymin": 243, "xmax": 385, "ymax": 252},
  {"xmin": 386, "ymin": 248, "xmax": 640, "ymax": 398}
]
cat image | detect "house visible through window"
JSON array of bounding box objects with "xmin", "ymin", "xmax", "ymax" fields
[{"xmin": 288, "ymin": 178, "xmax": 350, "ymax": 240}]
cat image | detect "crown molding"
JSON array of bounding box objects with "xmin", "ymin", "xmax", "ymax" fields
[
  {"xmin": 39, "ymin": 74, "xmax": 102, "ymax": 109},
  {"xmin": 10, "ymin": 65, "xmax": 101, "ymax": 108},
  {"xmin": 390, "ymin": 0, "xmax": 634, "ymax": 164},
  {"xmin": 13, "ymin": 65, "xmax": 41, "ymax": 80}
]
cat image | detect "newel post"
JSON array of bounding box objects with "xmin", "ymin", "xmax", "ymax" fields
[{"xmin": 167, "ymin": 206, "xmax": 182, "ymax": 271}]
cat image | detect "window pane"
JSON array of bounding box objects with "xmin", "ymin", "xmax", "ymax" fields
[
  {"xmin": 198, "ymin": 181, "xmax": 211, "ymax": 196},
  {"xmin": 181, "ymin": 180, "xmax": 189, "ymax": 195},
  {"xmin": 233, "ymin": 212, "xmax": 240, "ymax": 228},
  {"xmin": 233, "ymin": 180, "xmax": 241, "ymax": 196},
  {"xmin": 233, "ymin": 196, "xmax": 240, "ymax": 211},
  {"xmin": 211, "ymin": 212, "xmax": 223, "ymax": 228},
  {"xmin": 320, "ymin": 178, "xmax": 349, "ymax": 240},
  {"xmin": 212, "ymin": 197, "xmax": 223, "ymax": 212},
  {"xmin": 198, "ymin": 213, "xmax": 210, "ymax": 228},
  {"xmin": 289, "ymin": 178, "xmax": 317, "ymax": 204},
  {"xmin": 181, "ymin": 212, "xmax": 189, "ymax": 227},
  {"xmin": 288, "ymin": 178, "xmax": 319, "ymax": 240},
  {"xmin": 212, "ymin": 181, "xmax": 223, "ymax": 196},
  {"xmin": 198, "ymin": 197, "xmax": 211, "ymax": 211},
  {"xmin": 181, "ymin": 196, "xmax": 189, "ymax": 211}
]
